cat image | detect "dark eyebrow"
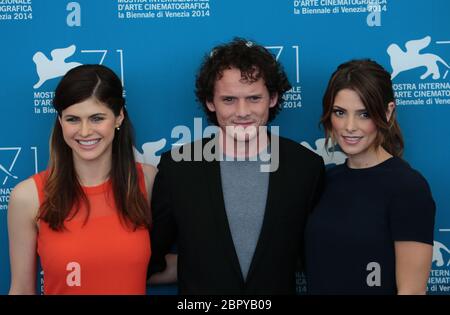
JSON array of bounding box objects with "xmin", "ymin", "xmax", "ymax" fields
[
  {"xmin": 219, "ymin": 95, "xmax": 235, "ymax": 98},
  {"xmin": 62, "ymin": 114, "xmax": 79, "ymax": 119},
  {"xmin": 332, "ymin": 105, "xmax": 367, "ymax": 113},
  {"xmin": 62, "ymin": 113, "xmax": 107, "ymax": 119}
]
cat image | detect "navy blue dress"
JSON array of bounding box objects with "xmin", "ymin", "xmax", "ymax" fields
[{"xmin": 305, "ymin": 157, "xmax": 435, "ymax": 294}]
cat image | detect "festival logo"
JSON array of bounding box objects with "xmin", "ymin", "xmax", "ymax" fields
[
  {"xmin": 387, "ymin": 36, "xmax": 450, "ymax": 80},
  {"xmin": 386, "ymin": 35, "xmax": 450, "ymax": 107},
  {"xmin": 32, "ymin": 45, "xmax": 126, "ymax": 115},
  {"xmin": 428, "ymin": 238, "xmax": 450, "ymax": 294},
  {"xmin": 433, "ymin": 240, "xmax": 450, "ymax": 267},
  {"xmin": 265, "ymin": 45, "xmax": 302, "ymax": 110},
  {"xmin": 301, "ymin": 138, "xmax": 346, "ymax": 166},
  {"xmin": 0, "ymin": 147, "xmax": 38, "ymax": 211},
  {"xmin": 33, "ymin": 45, "xmax": 82, "ymax": 89},
  {"xmin": 134, "ymin": 138, "xmax": 167, "ymax": 167},
  {"xmin": 0, "ymin": 147, "xmax": 21, "ymax": 186}
]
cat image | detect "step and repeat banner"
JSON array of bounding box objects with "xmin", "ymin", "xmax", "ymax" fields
[{"xmin": 0, "ymin": 0, "xmax": 449, "ymax": 295}]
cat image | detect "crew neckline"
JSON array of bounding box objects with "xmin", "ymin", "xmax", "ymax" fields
[
  {"xmin": 220, "ymin": 144, "xmax": 271, "ymax": 162},
  {"xmin": 81, "ymin": 178, "xmax": 111, "ymax": 195},
  {"xmin": 343, "ymin": 156, "xmax": 397, "ymax": 172}
]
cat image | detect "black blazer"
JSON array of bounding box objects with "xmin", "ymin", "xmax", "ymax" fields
[{"xmin": 149, "ymin": 135, "xmax": 324, "ymax": 295}]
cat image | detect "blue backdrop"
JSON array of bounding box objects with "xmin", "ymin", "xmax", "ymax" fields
[{"xmin": 1, "ymin": 0, "xmax": 449, "ymax": 295}]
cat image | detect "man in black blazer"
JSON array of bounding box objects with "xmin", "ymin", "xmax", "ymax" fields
[{"xmin": 149, "ymin": 38, "xmax": 325, "ymax": 295}]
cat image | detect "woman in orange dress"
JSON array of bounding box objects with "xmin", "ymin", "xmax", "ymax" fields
[{"xmin": 8, "ymin": 64, "xmax": 173, "ymax": 294}]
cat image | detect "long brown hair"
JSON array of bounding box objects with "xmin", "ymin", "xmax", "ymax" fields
[
  {"xmin": 321, "ymin": 59, "xmax": 404, "ymax": 157},
  {"xmin": 38, "ymin": 64, "xmax": 151, "ymax": 231}
]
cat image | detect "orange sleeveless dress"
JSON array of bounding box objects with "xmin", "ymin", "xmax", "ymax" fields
[{"xmin": 34, "ymin": 164, "xmax": 150, "ymax": 295}]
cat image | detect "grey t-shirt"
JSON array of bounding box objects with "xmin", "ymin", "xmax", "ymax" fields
[{"xmin": 220, "ymin": 158, "xmax": 269, "ymax": 280}]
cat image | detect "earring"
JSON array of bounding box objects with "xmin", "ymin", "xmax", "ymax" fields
[{"xmin": 116, "ymin": 126, "xmax": 120, "ymax": 131}]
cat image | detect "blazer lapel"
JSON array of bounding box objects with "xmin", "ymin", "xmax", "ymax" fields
[
  {"xmin": 202, "ymin": 158, "xmax": 245, "ymax": 283},
  {"xmin": 245, "ymin": 141, "xmax": 284, "ymax": 285}
]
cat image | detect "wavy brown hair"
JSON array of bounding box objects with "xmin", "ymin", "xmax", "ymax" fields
[
  {"xmin": 38, "ymin": 64, "xmax": 151, "ymax": 231},
  {"xmin": 195, "ymin": 37, "xmax": 292, "ymax": 125},
  {"xmin": 321, "ymin": 59, "xmax": 404, "ymax": 157}
]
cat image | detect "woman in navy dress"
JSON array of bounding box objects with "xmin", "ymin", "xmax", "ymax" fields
[{"xmin": 305, "ymin": 59, "xmax": 435, "ymax": 294}]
